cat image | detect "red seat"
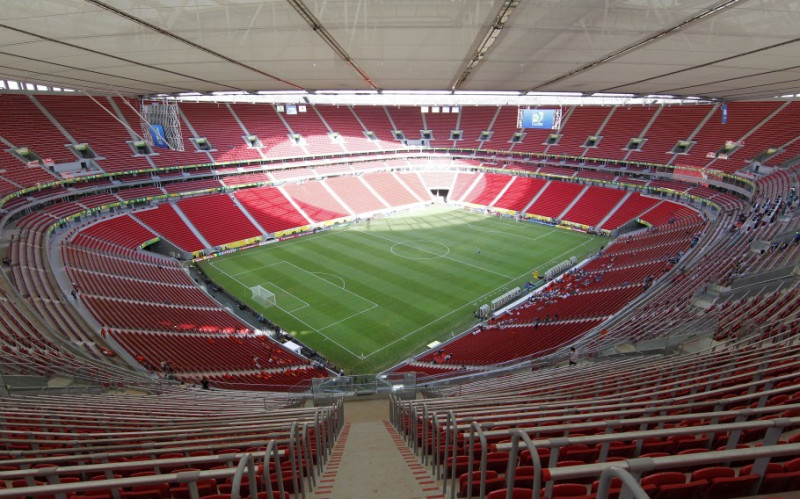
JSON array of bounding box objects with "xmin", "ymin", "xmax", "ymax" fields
[
  {"xmin": 651, "ymin": 479, "xmax": 708, "ymax": 499},
  {"xmin": 546, "ymin": 483, "xmax": 589, "ymax": 498},
  {"xmin": 459, "ymin": 471, "xmax": 504, "ymax": 497},
  {"xmin": 486, "ymin": 451, "xmax": 511, "ymax": 473},
  {"xmin": 487, "ymin": 488, "xmax": 534, "ymax": 499},
  {"xmin": 562, "ymin": 444, "xmax": 598, "ymax": 464},
  {"xmin": 701, "ymin": 473, "xmax": 759, "ymax": 499},
  {"xmin": 641, "ymin": 472, "xmax": 686, "ymax": 489},
  {"xmin": 119, "ymin": 491, "xmax": 166, "ymax": 499},
  {"xmin": 691, "ymin": 467, "xmax": 736, "ymax": 482},
  {"xmin": 605, "ymin": 441, "xmax": 636, "ymax": 459},
  {"xmin": 171, "ymin": 479, "xmax": 218, "ymax": 499},
  {"xmin": 459, "ymin": 470, "xmax": 498, "ymax": 497}
]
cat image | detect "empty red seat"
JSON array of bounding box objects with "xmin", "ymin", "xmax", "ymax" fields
[{"xmin": 701, "ymin": 474, "xmax": 759, "ymax": 499}]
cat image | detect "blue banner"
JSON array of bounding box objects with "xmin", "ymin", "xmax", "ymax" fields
[
  {"xmin": 520, "ymin": 109, "xmax": 556, "ymax": 129},
  {"xmin": 149, "ymin": 124, "xmax": 170, "ymax": 149},
  {"xmin": 721, "ymin": 103, "xmax": 728, "ymax": 124}
]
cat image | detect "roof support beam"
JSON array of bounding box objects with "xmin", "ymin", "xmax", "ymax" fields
[
  {"xmin": 526, "ymin": 0, "xmax": 748, "ymax": 94},
  {"xmin": 286, "ymin": 0, "xmax": 378, "ymax": 91},
  {"xmin": 451, "ymin": 0, "xmax": 519, "ymax": 92},
  {"xmin": 83, "ymin": 0, "xmax": 305, "ymax": 91}
]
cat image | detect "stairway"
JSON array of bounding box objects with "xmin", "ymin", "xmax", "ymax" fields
[{"xmin": 310, "ymin": 399, "xmax": 443, "ymax": 499}]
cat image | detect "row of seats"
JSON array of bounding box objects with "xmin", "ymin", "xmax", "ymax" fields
[
  {"xmin": 6, "ymin": 97, "xmax": 799, "ymax": 196},
  {"xmin": 392, "ymin": 324, "xmax": 800, "ymax": 498},
  {"xmin": 0, "ymin": 390, "xmax": 341, "ymax": 497}
]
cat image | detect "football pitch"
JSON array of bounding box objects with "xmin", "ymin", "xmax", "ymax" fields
[{"xmin": 199, "ymin": 206, "xmax": 607, "ymax": 373}]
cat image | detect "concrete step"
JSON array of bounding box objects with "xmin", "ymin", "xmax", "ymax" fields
[{"xmin": 309, "ymin": 399, "xmax": 443, "ymax": 498}]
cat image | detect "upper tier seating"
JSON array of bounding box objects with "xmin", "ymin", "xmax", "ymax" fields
[
  {"xmin": 481, "ymin": 107, "xmax": 519, "ymax": 150},
  {"xmin": 677, "ymin": 101, "xmax": 783, "ymax": 171},
  {"xmin": 229, "ymin": 103, "xmax": 300, "ymax": 158},
  {"xmin": 548, "ymin": 106, "xmax": 612, "ymax": 157},
  {"xmin": 315, "ymin": 104, "xmax": 380, "ymax": 152},
  {"xmin": 629, "ymin": 105, "xmax": 712, "ymax": 164},
  {"xmin": 458, "ymin": 106, "xmax": 499, "ymax": 146},
  {"xmin": 281, "ymin": 106, "xmax": 344, "ymax": 156},
  {"xmin": 423, "ymin": 107, "xmax": 460, "ymax": 148},
  {"xmin": 180, "ymin": 103, "xmax": 262, "ymax": 163},
  {"xmin": 590, "ymin": 105, "xmax": 657, "ymax": 161},
  {"xmin": 350, "ymin": 106, "xmax": 399, "ymax": 147},
  {"xmin": 386, "ymin": 106, "xmax": 425, "ymax": 142},
  {"xmin": 36, "ymin": 95, "xmax": 152, "ymax": 173}
]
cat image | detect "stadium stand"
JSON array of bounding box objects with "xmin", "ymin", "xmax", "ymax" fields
[
  {"xmin": 324, "ymin": 175, "xmax": 388, "ymax": 214},
  {"xmin": 480, "ymin": 107, "xmax": 519, "ymax": 151},
  {"xmin": 525, "ymin": 181, "xmax": 585, "ymax": 220},
  {"xmin": 492, "ymin": 177, "xmax": 548, "ymax": 213},
  {"xmin": 234, "ymin": 186, "xmax": 310, "ymax": 234},
  {"xmin": 458, "ymin": 106, "xmax": 498, "ymax": 147},
  {"xmin": 630, "ymin": 105, "xmax": 713, "ymax": 164},
  {"xmin": 677, "ymin": 101, "xmax": 783, "ymax": 171},
  {"xmin": 2, "ymin": 94, "xmax": 800, "ymax": 498},
  {"xmin": 315, "ymin": 105, "xmax": 380, "ymax": 153},
  {"xmin": 350, "ymin": 106, "xmax": 399, "ymax": 147},
  {"xmin": 281, "ymin": 106, "xmax": 344, "ymax": 156},
  {"xmin": 229, "ymin": 104, "xmax": 301, "ymax": 159},
  {"xmin": 179, "ymin": 103, "xmax": 262, "ymax": 163},
  {"xmin": 362, "ymin": 171, "xmax": 424, "ymax": 207},
  {"xmin": 9, "ymin": 1, "xmax": 800, "ymax": 495},
  {"xmin": 462, "ymin": 173, "xmax": 514, "ymax": 207},
  {"xmin": 590, "ymin": 106, "xmax": 657, "ymax": 161},
  {"xmin": 177, "ymin": 194, "xmax": 261, "ymax": 247},
  {"xmin": 548, "ymin": 106, "xmax": 612, "ymax": 157},
  {"xmin": 133, "ymin": 204, "xmax": 207, "ymax": 253},
  {"xmin": 385, "ymin": 106, "xmax": 425, "ymax": 143},
  {"xmin": 0, "ymin": 390, "xmax": 341, "ymax": 497},
  {"xmin": 282, "ymin": 180, "xmax": 351, "ymax": 222},
  {"xmin": 561, "ymin": 186, "xmax": 626, "ymax": 228},
  {"xmin": 424, "ymin": 107, "xmax": 460, "ymax": 148},
  {"xmin": 35, "ymin": 95, "xmax": 152, "ymax": 174}
]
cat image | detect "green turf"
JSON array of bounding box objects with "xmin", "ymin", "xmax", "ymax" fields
[{"xmin": 199, "ymin": 206, "xmax": 606, "ymax": 373}]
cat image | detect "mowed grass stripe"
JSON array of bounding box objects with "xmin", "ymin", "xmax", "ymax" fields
[
  {"xmin": 246, "ymin": 262, "xmax": 375, "ymax": 331},
  {"xmin": 201, "ymin": 207, "xmax": 606, "ymax": 372},
  {"xmin": 272, "ymin": 231, "xmax": 481, "ymax": 334}
]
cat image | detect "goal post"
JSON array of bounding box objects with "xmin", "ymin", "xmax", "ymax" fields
[{"xmin": 251, "ymin": 285, "xmax": 276, "ymax": 308}]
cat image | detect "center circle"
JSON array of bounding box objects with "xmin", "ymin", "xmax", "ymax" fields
[{"xmin": 390, "ymin": 240, "xmax": 450, "ymax": 260}]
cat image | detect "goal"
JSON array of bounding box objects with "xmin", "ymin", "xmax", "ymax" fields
[{"xmin": 251, "ymin": 285, "xmax": 276, "ymax": 308}]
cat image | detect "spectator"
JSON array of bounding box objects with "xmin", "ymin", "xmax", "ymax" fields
[{"xmin": 568, "ymin": 347, "xmax": 578, "ymax": 366}]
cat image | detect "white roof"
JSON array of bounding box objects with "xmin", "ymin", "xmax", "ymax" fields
[{"xmin": 1, "ymin": 0, "xmax": 799, "ymax": 100}]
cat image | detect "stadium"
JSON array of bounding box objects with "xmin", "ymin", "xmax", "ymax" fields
[{"xmin": 1, "ymin": 0, "xmax": 800, "ymax": 497}]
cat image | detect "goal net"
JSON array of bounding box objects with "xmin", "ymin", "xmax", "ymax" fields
[{"xmin": 251, "ymin": 285, "xmax": 276, "ymax": 308}]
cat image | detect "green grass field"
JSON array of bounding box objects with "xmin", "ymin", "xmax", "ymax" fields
[{"xmin": 199, "ymin": 206, "xmax": 606, "ymax": 373}]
